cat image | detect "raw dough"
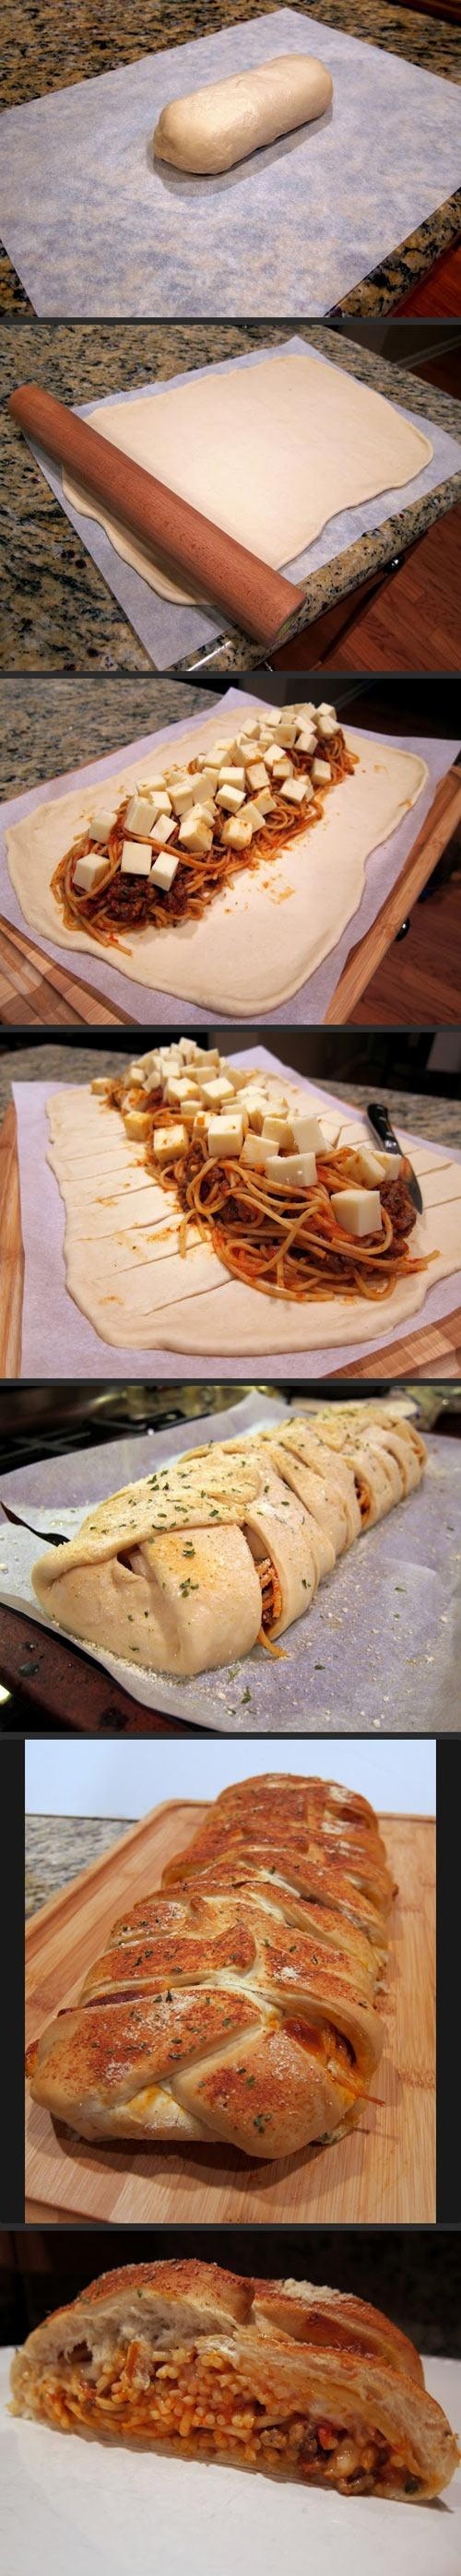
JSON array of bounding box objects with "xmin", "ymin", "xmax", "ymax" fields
[
  {"xmin": 153, "ymin": 55, "xmax": 333, "ymax": 178},
  {"xmin": 6, "ymin": 707, "xmax": 429, "ymax": 1014},
  {"xmin": 46, "ymin": 1083, "xmax": 461, "ymax": 1358},
  {"xmin": 62, "ymin": 352, "xmax": 433, "ymax": 609}
]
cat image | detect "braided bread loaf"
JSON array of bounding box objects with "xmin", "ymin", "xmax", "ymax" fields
[{"xmin": 27, "ymin": 1774, "xmax": 393, "ymax": 2161}]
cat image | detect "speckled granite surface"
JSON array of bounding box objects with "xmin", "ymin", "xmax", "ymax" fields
[
  {"xmin": 3, "ymin": 321, "xmax": 461, "ymax": 675},
  {"xmin": 0, "ymin": 677, "xmax": 217, "ymax": 801},
  {"xmin": 25, "ymin": 1813, "xmax": 133, "ymax": 1916},
  {"xmin": 1, "ymin": 1, "xmax": 459, "ymax": 317},
  {"xmin": 1, "ymin": 1043, "xmax": 458, "ymax": 1144}
]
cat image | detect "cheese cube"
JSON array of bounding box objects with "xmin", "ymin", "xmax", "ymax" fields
[
  {"xmin": 265, "ymin": 1152, "xmax": 317, "ymax": 1186},
  {"xmin": 253, "ymin": 788, "xmax": 277, "ymax": 817},
  {"xmin": 89, "ymin": 808, "xmax": 118, "ymax": 843},
  {"xmin": 125, "ymin": 792, "xmax": 169, "ymax": 834},
  {"xmin": 265, "ymin": 743, "xmax": 288, "ymax": 772},
  {"xmin": 218, "ymin": 764, "xmax": 245, "ymax": 788},
  {"xmin": 194, "ymin": 1108, "xmax": 212, "ymax": 1139},
  {"xmin": 123, "ymin": 1108, "xmax": 152, "ymax": 1140},
  {"xmin": 170, "ymin": 781, "xmax": 198, "ymax": 816},
  {"xmin": 207, "ymin": 1114, "xmax": 244, "ymax": 1158},
  {"xmin": 179, "ymin": 808, "xmax": 213, "ymax": 854},
  {"xmin": 317, "ymin": 703, "xmax": 337, "ymax": 723},
  {"xmin": 280, "ymin": 775, "xmax": 313, "ymax": 806},
  {"xmin": 240, "ymin": 801, "xmax": 264, "ymax": 833},
  {"xmin": 237, "ymin": 718, "xmax": 260, "ymax": 739},
  {"xmin": 242, "ymin": 1091, "xmax": 271, "ymax": 1132},
  {"xmin": 73, "ymin": 851, "xmax": 110, "ymax": 893},
  {"xmin": 262, "ymin": 1115, "xmax": 294, "ymax": 1148},
  {"xmin": 216, "ymin": 783, "xmax": 246, "ymax": 813},
  {"xmin": 374, "ymin": 1149, "xmax": 403, "ymax": 1178},
  {"xmin": 241, "ymin": 1132, "xmax": 269, "ymax": 1170},
  {"xmin": 149, "ymin": 812, "xmax": 177, "ymax": 849},
  {"xmin": 296, "ymin": 703, "xmax": 316, "ymax": 724},
  {"xmin": 290, "ymin": 1116, "xmax": 325, "ymax": 1154},
  {"xmin": 153, "ymin": 1124, "xmax": 187, "ymax": 1164},
  {"xmin": 312, "ymin": 758, "xmax": 331, "ymax": 786},
  {"xmin": 347, "ymin": 1147, "xmax": 388, "ymax": 1188},
  {"xmin": 195, "ymin": 766, "xmax": 219, "ymax": 798},
  {"xmin": 120, "ymin": 839, "xmax": 152, "ymax": 876},
  {"xmin": 91, "ymin": 1077, "xmax": 111, "ymax": 1093},
  {"xmin": 245, "ymin": 762, "xmax": 269, "ymax": 791},
  {"xmin": 164, "ymin": 1075, "xmax": 198, "ymax": 1105},
  {"xmin": 330, "ymin": 1188, "xmax": 383, "ymax": 1237},
  {"xmin": 316, "ymin": 714, "xmax": 337, "ymax": 741},
  {"xmin": 150, "ymin": 848, "xmax": 180, "ymax": 891},
  {"xmin": 200, "ymin": 1076, "xmax": 235, "ymax": 1107},
  {"xmin": 275, "ymin": 716, "xmax": 297, "ymax": 747},
  {"xmin": 271, "ymin": 755, "xmax": 293, "ymax": 781},
  {"xmin": 296, "ymin": 728, "xmax": 317, "ymax": 756},
  {"xmin": 210, "ymin": 737, "xmax": 238, "ymax": 762},
  {"xmin": 220, "ymin": 815, "xmax": 254, "ymax": 849}
]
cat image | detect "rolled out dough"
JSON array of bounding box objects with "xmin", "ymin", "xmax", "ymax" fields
[
  {"xmin": 153, "ymin": 56, "xmax": 333, "ymax": 178},
  {"xmin": 46, "ymin": 1085, "xmax": 461, "ymax": 1358},
  {"xmin": 6, "ymin": 713, "xmax": 428, "ymax": 1014},
  {"xmin": 62, "ymin": 353, "xmax": 433, "ymax": 610}
]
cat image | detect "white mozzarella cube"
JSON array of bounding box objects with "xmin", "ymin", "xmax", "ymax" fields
[
  {"xmin": 164, "ymin": 1074, "xmax": 198, "ymax": 1105},
  {"xmin": 265, "ymin": 1152, "xmax": 317, "ymax": 1186},
  {"xmin": 241, "ymin": 1132, "xmax": 270, "ymax": 1171},
  {"xmin": 275, "ymin": 716, "xmax": 297, "ymax": 747},
  {"xmin": 89, "ymin": 807, "xmax": 118, "ymax": 843},
  {"xmin": 245, "ymin": 762, "xmax": 269, "ymax": 791},
  {"xmin": 330, "ymin": 1188, "xmax": 383, "ymax": 1237},
  {"xmin": 347, "ymin": 1146, "xmax": 388, "ymax": 1188},
  {"xmin": 179, "ymin": 809, "xmax": 213, "ymax": 854},
  {"xmin": 216, "ymin": 783, "xmax": 246, "ymax": 813},
  {"xmin": 374, "ymin": 1149, "xmax": 404, "ymax": 1178},
  {"xmin": 153, "ymin": 1123, "xmax": 187, "ymax": 1163},
  {"xmin": 271, "ymin": 755, "xmax": 293, "ymax": 781},
  {"xmin": 317, "ymin": 703, "xmax": 337, "ymax": 722},
  {"xmin": 240, "ymin": 801, "xmax": 263, "ymax": 833},
  {"xmin": 296, "ymin": 727, "xmax": 317, "ymax": 756},
  {"xmin": 200, "ymin": 1076, "xmax": 235, "ymax": 1108},
  {"xmin": 120, "ymin": 839, "xmax": 152, "ymax": 876},
  {"xmin": 218, "ymin": 764, "xmax": 246, "ymax": 788},
  {"xmin": 149, "ymin": 812, "xmax": 177, "ymax": 850},
  {"xmin": 170, "ymin": 780, "xmax": 198, "ymax": 816},
  {"xmin": 125, "ymin": 793, "xmax": 165, "ymax": 835},
  {"xmin": 210, "ymin": 736, "xmax": 238, "ymax": 762},
  {"xmin": 290, "ymin": 1116, "xmax": 325, "ymax": 1154},
  {"xmin": 220, "ymin": 815, "xmax": 254, "ymax": 849},
  {"xmin": 237, "ymin": 718, "xmax": 260, "ymax": 739},
  {"xmin": 73, "ymin": 851, "xmax": 109, "ymax": 892},
  {"xmin": 262, "ymin": 1115, "xmax": 294, "ymax": 1148},
  {"xmin": 312, "ymin": 758, "xmax": 331, "ymax": 786},
  {"xmin": 316, "ymin": 714, "xmax": 337, "ymax": 741},
  {"xmin": 195, "ymin": 766, "xmax": 219, "ymax": 798},
  {"xmin": 207, "ymin": 1114, "xmax": 244, "ymax": 1158},
  {"xmin": 280, "ymin": 775, "xmax": 313, "ymax": 806},
  {"xmin": 253, "ymin": 787, "xmax": 277, "ymax": 817}
]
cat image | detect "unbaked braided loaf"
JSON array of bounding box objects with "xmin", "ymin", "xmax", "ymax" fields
[{"xmin": 27, "ymin": 1773, "xmax": 394, "ymax": 2161}]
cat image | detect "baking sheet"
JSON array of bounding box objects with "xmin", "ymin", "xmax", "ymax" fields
[
  {"xmin": 22, "ymin": 339, "xmax": 461, "ymax": 671},
  {"xmin": 2, "ymin": 2350, "xmax": 460, "ymax": 2576},
  {"xmin": 2, "ymin": 686, "xmax": 459, "ymax": 1025},
  {"xmin": 1, "ymin": 1398, "xmax": 460, "ymax": 1732},
  {"xmin": 11, "ymin": 1050, "xmax": 461, "ymax": 1380},
  {"xmin": 1, "ymin": 8, "xmax": 461, "ymax": 318}
]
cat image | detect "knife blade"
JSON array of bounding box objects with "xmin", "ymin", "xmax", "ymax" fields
[{"xmin": 366, "ymin": 1101, "xmax": 423, "ymax": 1213}]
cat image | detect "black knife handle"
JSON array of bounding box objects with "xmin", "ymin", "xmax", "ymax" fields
[{"xmin": 367, "ymin": 1101, "xmax": 400, "ymax": 1152}]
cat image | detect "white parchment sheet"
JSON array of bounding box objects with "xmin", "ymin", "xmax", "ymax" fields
[
  {"xmin": 1, "ymin": 7, "xmax": 460, "ymax": 316},
  {"xmin": 1, "ymin": 2350, "xmax": 460, "ymax": 2576},
  {"xmin": 11, "ymin": 1050, "xmax": 461, "ymax": 1379},
  {"xmin": 0, "ymin": 1400, "xmax": 460, "ymax": 1732},
  {"xmin": 2, "ymin": 686, "xmax": 459, "ymax": 1023}
]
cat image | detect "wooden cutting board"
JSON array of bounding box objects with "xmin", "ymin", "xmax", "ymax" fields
[
  {"xmin": 1, "ymin": 766, "xmax": 460, "ymax": 1027},
  {"xmin": 2, "ymin": 1094, "xmax": 461, "ymax": 1379},
  {"xmin": 25, "ymin": 1799, "xmax": 435, "ymax": 2227}
]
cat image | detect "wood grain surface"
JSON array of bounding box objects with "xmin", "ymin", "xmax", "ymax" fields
[
  {"xmin": 1, "ymin": 768, "xmax": 460, "ymax": 1034},
  {"xmin": 25, "ymin": 1799, "xmax": 435, "ymax": 2227}
]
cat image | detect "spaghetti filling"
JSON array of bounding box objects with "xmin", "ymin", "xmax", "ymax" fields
[
  {"xmin": 50, "ymin": 714, "xmax": 355, "ymax": 949},
  {"xmin": 16, "ymin": 2339, "xmax": 422, "ymax": 2495}
]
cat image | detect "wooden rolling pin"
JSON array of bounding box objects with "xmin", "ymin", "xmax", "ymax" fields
[{"xmin": 8, "ymin": 382, "xmax": 306, "ymax": 648}]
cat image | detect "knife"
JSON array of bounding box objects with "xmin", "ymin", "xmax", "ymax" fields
[{"xmin": 366, "ymin": 1101, "xmax": 423, "ymax": 1213}]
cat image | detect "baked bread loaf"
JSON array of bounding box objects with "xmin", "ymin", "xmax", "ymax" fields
[
  {"xmin": 153, "ymin": 56, "xmax": 333, "ymax": 178},
  {"xmin": 10, "ymin": 2258, "xmax": 458, "ymax": 2499},
  {"xmin": 31, "ymin": 1403, "xmax": 427, "ymax": 1680},
  {"xmin": 27, "ymin": 1774, "xmax": 393, "ymax": 2159}
]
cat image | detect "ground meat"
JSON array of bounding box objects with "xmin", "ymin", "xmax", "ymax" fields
[{"xmin": 380, "ymin": 1176, "xmax": 417, "ymax": 1240}]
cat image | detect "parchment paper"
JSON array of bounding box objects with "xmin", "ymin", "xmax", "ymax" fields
[
  {"xmin": 23, "ymin": 340, "xmax": 461, "ymax": 670},
  {"xmin": 2, "ymin": 2350, "xmax": 460, "ymax": 2576},
  {"xmin": 0, "ymin": 1400, "xmax": 460, "ymax": 1731},
  {"xmin": 2, "ymin": 686, "xmax": 459, "ymax": 1025},
  {"xmin": 1, "ymin": 8, "xmax": 461, "ymax": 318},
  {"xmin": 11, "ymin": 1051, "xmax": 461, "ymax": 1380}
]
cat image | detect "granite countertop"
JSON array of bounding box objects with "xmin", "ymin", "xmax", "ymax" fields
[
  {"xmin": 1, "ymin": 0, "xmax": 460, "ymax": 318},
  {"xmin": 1, "ymin": 1039, "xmax": 458, "ymax": 1144},
  {"xmin": 0, "ymin": 676, "xmax": 217, "ymax": 803},
  {"xmin": 3, "ymin": 321, "xmax": 461, "ymax": 677},
  {"xmin": 25, "ymin": 1813, "xmax": 134, "ymax": 1915}
]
